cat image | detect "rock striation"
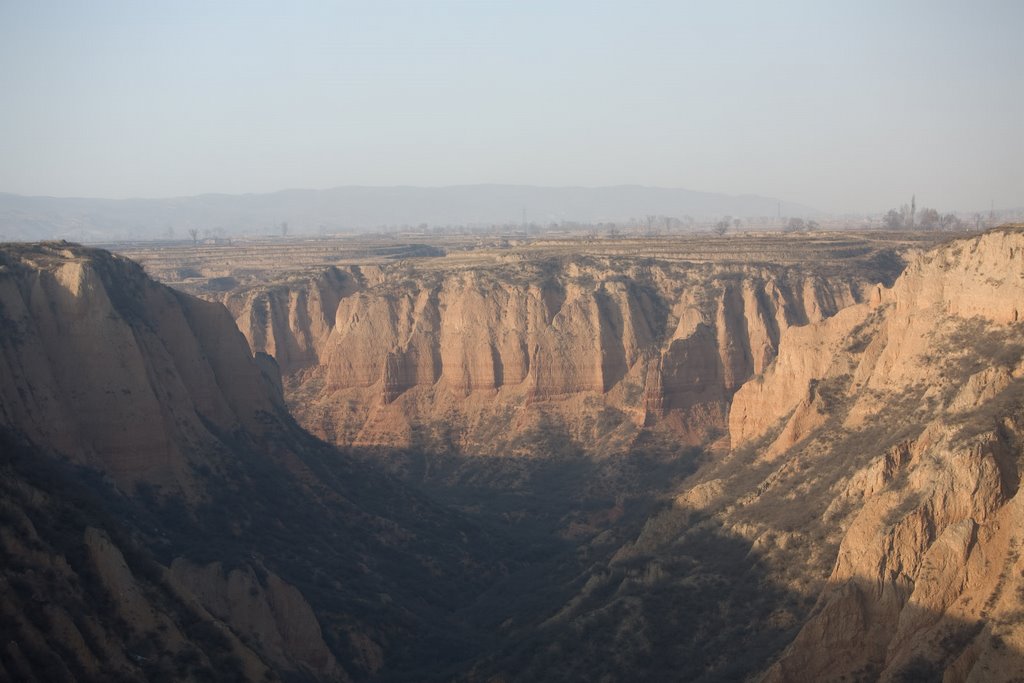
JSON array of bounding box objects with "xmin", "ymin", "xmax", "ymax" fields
[
  {"xmin": 723, "ymin": 227, "xmax": 1024, "ymax": 681},
  {"xmin": 220, "ymin": 265, "xmax": 358, "ymax": 376},
  {"xmin": 491, "ymin": 227, "xmax": 1024, "ymax": 682},
  {"xmin": 0, "ymin": 242, "xmax": 509, "ymax": 682},
  {"xmin": 224, "ymin": 256, "xmax": 879, "ymax": 452},
  {"xmin": 0, "ymin": 243, "xmax": 284, "ymax": 492}
]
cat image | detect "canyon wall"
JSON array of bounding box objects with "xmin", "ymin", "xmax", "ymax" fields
[
  {"xmin": 725, "ymin": 227, "xmax": 1024, "ymax": 681},
  {"xmin": 0, "ymin": 243, "xmax": 284, "ymax": 492},
  {"xmin": 222, "ymin": 256, "xmax": 880, "ymax": 452},
  {"xmin": 0, "ymin": 243, "xmax": 509, "ymax": 682},
  {"xmin": 5, "ymin": 231, "xmax": 1019, "ymax": 681},
  {"xmin": 492, "ymin": 227, "xmax": 1024, "ymax": 682},
  {"xmin": 220, "ymin": 265, "xmax": 359, "ymax": 376}
]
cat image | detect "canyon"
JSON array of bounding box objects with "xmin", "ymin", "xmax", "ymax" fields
[
  {"xmin": 2, "ymin": 227, "xmax": 1023, "ymax": 681},
  {"xmin": 126, "ymin": 232, "xmax": 917, "ymax": 455}
]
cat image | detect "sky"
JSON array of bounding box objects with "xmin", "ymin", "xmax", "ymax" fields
[{"xmin": 0, "ymin": 0, "xmax": 1021, "ymax": 213}]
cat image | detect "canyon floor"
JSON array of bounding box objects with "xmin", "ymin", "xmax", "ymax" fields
[{"xmin": 2, "ymin": 228, "xmax": 1022, "ymax": 681}]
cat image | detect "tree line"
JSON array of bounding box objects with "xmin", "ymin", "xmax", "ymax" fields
[{"xmin": 883, "ymin": 195, "xmax": 965, "ymax": 230}]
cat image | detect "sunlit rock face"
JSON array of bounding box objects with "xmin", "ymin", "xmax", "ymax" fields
[
  {"xmin": 222, "ymin": 254, "xmax": 871, "ymax": 452},
  {"xmin": 84, "ymin": 228, "xmax": 1024, "ymax": 681},
  {"xmin": 727, "ymin": 227, "xmax": 1024, "ymax": 682},
  {"xmin": 0, "ymin": 243, "xmax": 283, "ymax": 492}
]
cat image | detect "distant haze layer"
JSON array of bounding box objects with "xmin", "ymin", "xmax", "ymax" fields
[{"xmin": 0, "ymin": 185, "xmax": 814, "ymax": 242}]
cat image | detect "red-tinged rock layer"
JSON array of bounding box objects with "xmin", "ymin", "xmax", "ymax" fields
[{"xmin": 228, "ymin": 257, "xmax": 870, "ymax": 452}]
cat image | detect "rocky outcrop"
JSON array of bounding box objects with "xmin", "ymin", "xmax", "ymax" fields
[
  {"xmin": 731, "ymin": 228, "xmax": 1024, "ymax": 449},
  {"xmin": 0, "ymin": 243, "xmax": 284, "ymax": 492},
  {"xmin": 727, "ymin": 302, "xmax": 872, "ymax": 448},
  {"xmin": 762, "ymin": 415, "xmax": 1024, "ymax": 682},
  {"xmin": 724, "ymin": 227, "xmax": 1024, "ymax": 681},
  {"xmin": 221, "ymin": 266, "xmax": 357, "ymax": 376},
  {"xmin": 243, "ymin": 258, "xmax": 873, "ymax": 451},
  {"xmin": 0, "ymin": 446, "xmax": 287, "ymax": 682},
  {"xmin": 0, "ymin": 242, "xmax": 511, "ymax": 682},
  {"xmin": 503, "ymin": 228, "xmax": 1024, "ymax": 683},
  {"xmin": 168, "ymin": 559, "xmax": 344, "ymax": 679}
]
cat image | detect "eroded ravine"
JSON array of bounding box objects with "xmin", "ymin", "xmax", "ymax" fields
[{"xmin": 19, "ymin": 227, "xmax": 1015, "ymax": 681}]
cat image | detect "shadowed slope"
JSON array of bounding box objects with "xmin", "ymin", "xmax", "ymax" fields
[{"xmin": 0, "ymin": 242, "xmax": 516, "ymax": 681}]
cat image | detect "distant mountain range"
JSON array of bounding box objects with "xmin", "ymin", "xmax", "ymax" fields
[{"xmin": 0, "ymin": 185, "xmax": 816, "ymax": 242}]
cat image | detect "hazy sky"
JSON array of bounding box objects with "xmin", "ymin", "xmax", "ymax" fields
[{"xmin": 1, "ymin": 0, "xmax": 1021, "ymax": 213}]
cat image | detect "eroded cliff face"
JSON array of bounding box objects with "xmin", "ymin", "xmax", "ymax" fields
[
  {"xmin": 220, "ymin": 265, "xmax": 359, "ymax": 376},
  {"xmin": 475, "ymin": 228, "xmax": 1024, "ymax": 682},
  {"xmin": 0, "ymin": 243, "xmax": 511, "ymax": 682},
  {"xmin": 0, "ymin": 243, "xmax": 285, "ymax": 492},
  {"xmin": 167, "ymin": 559, "xmax": 344, "ymax": 679},
  {"xmin": 722, "ymin": 227, "xmax": 1024, "ymax": 681},
  {"xmin": 225, "ymin": 256, "xmax": 876, "ymax": 453}
]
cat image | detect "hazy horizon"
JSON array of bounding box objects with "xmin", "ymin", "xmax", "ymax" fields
[{"xmin": 1, "ymin": 1, "xmax": 1021, "ymax": 214}]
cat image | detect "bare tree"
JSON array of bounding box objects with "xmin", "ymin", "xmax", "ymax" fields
[
  {"xmin": 188, "ymin": 228, "xmax": 199, "ymax": 245},
  {"xmin": 940, "ymin": 213, "xmax": 963, "ymax": 231},
  {"xmin": 785, "ymin": 217, "xmax": 806, "ymax": 232},
  {"xmin": 899, "ymin": 203, "xmax": 912, "ymax": 227},
  {"xmin": 917, "ymin": 207, "xmax": 940, "ymax": 230},
  {"xmin": 281, "ymin": 221, "xmax": 289, "ymax": 238},
  {"xmin": 713, "ymin": 220, "xmax": 730, "ymax": 236},
  {"xmin": 883, "ymin": 210, "xmax": 903, "ymax": 230}
]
